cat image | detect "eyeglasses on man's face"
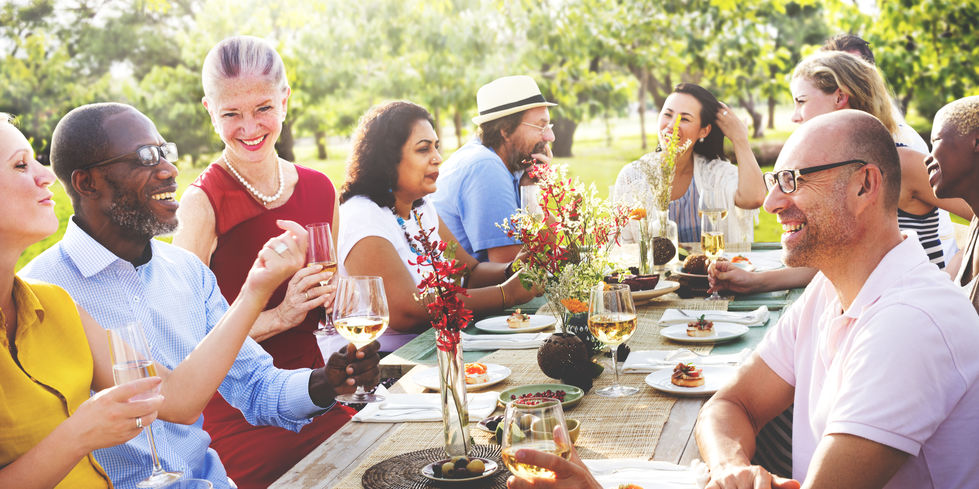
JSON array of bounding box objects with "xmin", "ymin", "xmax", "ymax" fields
[
  {"xmin": 764, "ymin": 159, "xmax": 867, "ymax": 194},
  {"xmin": 521, "ymin": 121, "xmax": 554, "ymax": 137},
  {"xmin": 80, "ymin": 142, "xmax": 178, "ymax": 170}
]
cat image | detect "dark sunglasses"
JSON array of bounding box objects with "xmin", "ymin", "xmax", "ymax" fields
[
  {"xmin": 79, "ymin": 142, "xmax": 177, "ymax": 170},
  {"xmin": 764, "ymin": 159, "xmax": 867, "ymax": 194}
]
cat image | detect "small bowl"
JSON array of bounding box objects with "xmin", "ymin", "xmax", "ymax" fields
[
  {"xmin": 530, "ymin": 418, "xmax": 581, "ymax": 444},
  {"xmin": 673, "ymin": 271, "xmax": 709, "ymax": 298}
]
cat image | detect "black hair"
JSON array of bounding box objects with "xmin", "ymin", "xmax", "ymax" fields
[
  {"xmin": 49, "ymin": 102, "xmax": 133, "ymax": 203},
  {"xmin": 340, "ymin": 101, "xmax": 434, "ymax": 209},
  {"xmin": 822, "ymin": 33, "xmax": 875, "ymax": 65}
]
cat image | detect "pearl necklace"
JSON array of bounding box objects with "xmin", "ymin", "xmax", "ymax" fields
[{"xmin": 222, "ymin": 152, "xmax": 284, "ymax": 206}]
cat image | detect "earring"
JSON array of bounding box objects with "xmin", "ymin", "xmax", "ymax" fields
[{"xmin": 699, "ymin": 137, "xmax": 704, "ymax": 143}]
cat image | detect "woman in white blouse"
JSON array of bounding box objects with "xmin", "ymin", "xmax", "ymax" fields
[
  {"xmin": 337, "ymin": 101, "xmax": 537, "ymax": 352},
  {"xmin": 614, "ymin": 83, "xmax": 766, "ymax": 246}
]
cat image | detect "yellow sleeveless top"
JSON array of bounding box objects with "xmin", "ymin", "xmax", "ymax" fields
[{"xmin": 1, "ymin": 277, "xmax": 111, "ymax": 488}]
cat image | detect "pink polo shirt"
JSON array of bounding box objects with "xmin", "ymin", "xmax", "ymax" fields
[{"xmin": 758, "ymin": 233, "xmax": 979, "ymax": 488}]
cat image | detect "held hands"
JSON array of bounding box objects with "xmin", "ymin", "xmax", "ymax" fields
[
  {"xmin": 245, "ymin": 220, "xmax": 309, "ymax": 298},
  {"xmin": 273, "ymin": 264, "xmax": 337, "ymax": 331},
  {"xmin": 705, "ymin": 463, "xmax": 800, "ymax": 489},
  {"xmin": 505, "ymin": 445, "xmax": 601, "ymax": 489},
  {"xmin": 708, "ymin": 259, "xmax": 759, "ymax": 295},
  {"xmin": 309, "ymin": 341, "xmax": 381, "ymax": 407},
  {"xmin": 69, "ymin": 377, "xmax": 164, "ymax": 453}
]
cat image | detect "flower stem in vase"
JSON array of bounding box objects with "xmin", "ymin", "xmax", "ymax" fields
[{"xmin": 437, "ymin": 344, "xmax": 471, "ymax": 457}]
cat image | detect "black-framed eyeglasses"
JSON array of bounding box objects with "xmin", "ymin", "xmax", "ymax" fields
[
  {"xmin": 79, "ymin": 142, "xmax": 177, "ymax": 170},
  {"xmin": 764, "ymin": 159, "xmax": 867, "ymax": 194}
]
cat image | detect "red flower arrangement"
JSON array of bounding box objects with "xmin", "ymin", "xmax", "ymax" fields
[{"xmin": 406, "ymin": 217, "xmax": 473, "ymax": 352}]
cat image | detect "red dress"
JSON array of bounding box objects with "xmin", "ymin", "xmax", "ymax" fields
[{"xmin": 192, "ymin": 163, "xmax": 354, "ymax": 489}]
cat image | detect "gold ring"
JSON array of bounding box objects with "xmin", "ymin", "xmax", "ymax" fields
[
  {"xmin": 136, "ymin": 417, "xmax": 143, "ymax": 429},
  {"xmin": 272, "ymin": 242, "xmax": 289, "ymax": 255}
]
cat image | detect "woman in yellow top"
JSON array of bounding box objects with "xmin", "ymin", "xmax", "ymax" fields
[{"xmin": 0, "ymin": 114, "xmax": 305, "ymax": 488}]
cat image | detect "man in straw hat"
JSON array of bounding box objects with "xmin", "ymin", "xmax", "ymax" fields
[{"xmin": 431, "ymin": 75, "xmax": 556, "ymax": 263}]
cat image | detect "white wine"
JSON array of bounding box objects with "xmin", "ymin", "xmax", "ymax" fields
[
  {"xmin": 701, "ymin": 231, "xmax": 725, "ymax": 260},
  {"xmin": 112, "ymin": 359, "xmax": 157, "ymax": 385},
  {"xmin": 501, "ymin": 441, "xmax": 571, "ymax": 480},
  {"xmin": 587, "ymin": 313, "xmax": 638, "ymax": 345},
  {"xmin": 699, "ymin": 207, "xmax": 728, "ymax": 224},
  {"xmin": 310, "ymin": 261, "xmax": 338, "ymax": 286},
  {"xmin": 334, "ymin": 316, "xmax": 388, "ymax": 347}
]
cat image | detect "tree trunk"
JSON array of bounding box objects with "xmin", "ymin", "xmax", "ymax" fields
[
  {"xmin": 314, "ymin": 130, "xmax": 327, "ymax": 160},
  {"xmin": 638, "ymin": 69, "xmax": 647, "ymax": 150},
  {"xmin": 737, "ymin": 95, "xmax": 765, "ymax": 139},
  {"xmin": 551, "ymin": 117, "xmax": 577, "ymax": 157},
  {"xmin": 433, "ymin": 106, "xmax": 442, "ymax": 143},
  {"xmin": 767, "ymin": 95, "xmax": 776, "ymax": 131},
  {"xmin": 453, "ymin": 109, "xmax": 464, "ymax": 149},
  {"xmin": 276, "ymin": 120, "xmax": 296, "ymax": 162}
]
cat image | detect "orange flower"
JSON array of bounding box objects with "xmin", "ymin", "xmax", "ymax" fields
[
  {"xmin": 560, "ymin": 298, "xmax": 589, "ymax": 313},
  {"xmin": 628, "ymin": 207, "xmax": 646, "ymax": 220}
]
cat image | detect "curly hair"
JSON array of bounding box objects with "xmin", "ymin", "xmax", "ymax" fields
[
  {"xmin": 340, "ymin": 101, "xmax": 434, "ymax": 209},
  {"xmin": 792, "ymin": 51, "xmax": 897, "ymax": 134},
  {"xmin": 477, "ymin": 111, "xmax": 524, "ymax": 150},
  {"xmin": 672, "ymin": 83, "xmax": 725, "ymax": 161}
]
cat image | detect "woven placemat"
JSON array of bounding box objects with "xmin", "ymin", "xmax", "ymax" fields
[{"xmin": 361, "ymin": 444, "xmax": 506, "ymax": 489}]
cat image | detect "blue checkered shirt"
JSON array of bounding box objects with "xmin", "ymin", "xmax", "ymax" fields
[{"xmin": 20, "ymin": 218, "xmax": 322, "ymax": 489}]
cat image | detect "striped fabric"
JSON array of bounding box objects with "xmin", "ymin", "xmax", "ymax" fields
[
  {"xmin": 669, "ymin": 175, "xmax": 701, "ymax": 243},
  {"xmin": 752, "ymin": 406, "xmax": 794, "ymax": 478},
  {"xmin": 898, "ymin": 208, "xmax": 945, "ymax": 269}
]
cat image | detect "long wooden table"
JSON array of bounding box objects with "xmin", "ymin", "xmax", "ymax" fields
[{"xmin": 272, "ymin": 284, "xmax": 800, "ymax": 489}]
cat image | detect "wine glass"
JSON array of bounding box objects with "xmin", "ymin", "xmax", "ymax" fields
[
  {"xmin": 500, "ymin": 397, "xmax": 573, "ymax": 481},
  {"xmin": 306, "ymin": 222, "xmax": 338, "ymax": 336},
  {"xmin": 588, "ymin": 283, "xmax": 639, "ymax": 397},
  {"xmin": 332, "ymin": 275, "xmax": 389, "ymax": 403},
  {"xmin": 520, "ymin": 184, "xmax": 544, "ymax": 218},
  {"xmin": 699, "ymin": 190, "xmax": 728, "ymax": 300},
  {"xmin": 105, "ymin": 322, "xmax": 182, "ymax": 487}
]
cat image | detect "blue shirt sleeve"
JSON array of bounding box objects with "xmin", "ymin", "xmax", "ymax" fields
[{"xmin": 457, "ymin": 158, "xmax": 522, "ymax": 254}]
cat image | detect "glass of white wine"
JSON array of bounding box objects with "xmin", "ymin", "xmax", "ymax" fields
[
  {"xmin": 106, "ymin": 322, "xmax": 182, "ymax": 488},
  {"xmin": 500, "ymin": 397, "xmax": 572, "ymax": 481},
  {"xmin": 332, "ymin": 275, "xmax": 389, "ymax": 403},
  {"xmin": 306, "ymin": 222, "xmax": 339, "ymax": 336},
  {"xmin": 699, "ymin": 190, "xmax": 728, "ymax": 300},
  {"xmin": 588, "ymin": 283, "xmax": 639, "ymax": 397}
]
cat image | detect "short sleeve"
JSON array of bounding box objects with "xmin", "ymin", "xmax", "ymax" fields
[{"xmin": 338, "ymin": 196, "xmax": 401, "ymax": 271}]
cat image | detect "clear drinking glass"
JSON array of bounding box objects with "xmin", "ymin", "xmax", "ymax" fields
[
  {"xmin": 520, "ymin": 184, "xmax": 544, "ymax": 218},
  {"xmin": 500, "ymin": 397, "xmax": 573, "ymax": 481},
  {"xmin": 306, "ymin": 222, "xmax": 339, "ymax": 336},
  {"xmin": 588, "ymin": 283, "xmax": 639, "ymax": 397},
  {"xmin": 106, "ymin": 322, "xmax": 182, "ymax": 487},
  {"xmin": 699, "ymin": 190, "xmax": 728, "ymax": 300},
  {"xmin": 332, "ymin": 275, "xmax": 389, "ymax": 403}
]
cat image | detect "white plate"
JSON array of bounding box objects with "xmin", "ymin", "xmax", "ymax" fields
[
  {"xmin": 474, "ymin": 314, "xmax": 556, "ymax": 333},
  {"xmin": 412, "ymin": 363, "xmax": 512, "ymax": 391},
  {"xmin": 421, "ymin": 457, "xmax": 499, "ymax": 483},
  {"xmin": 645, "ymin": 365, "xmax": 738, "ymax": 397},
  {"xmin": 728, "ymin": 251, "xmax": 784, "ymax": 271},
  {"xmin": 631, "ymin": 280, "xmax": 680, "ymax": 302},
  {"xmin": 660, "ymin": 322, "xmax": 749, "ymax": 344}
]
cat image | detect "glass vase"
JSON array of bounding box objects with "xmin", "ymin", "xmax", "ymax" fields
[
  {"xmin": 436, "ymin": 344, "xmax": 471, "ymax": 457},
  {"xmin": 637, "ymin": 217, "xmax": 651, "ymax": 275},
  {"xmin": 651, "ymin": 207, "xmax": 679, "ymax": 273}
]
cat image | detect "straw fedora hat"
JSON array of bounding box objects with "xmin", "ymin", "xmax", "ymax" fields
[{"xmin": 472, "ymin": 75, "xmax": 557, "ymax": 125}]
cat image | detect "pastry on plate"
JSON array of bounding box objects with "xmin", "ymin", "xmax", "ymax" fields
[
  {"xmin": 465, "ymin": 362, "xmax": 489, "ymax": 384},
  {"xmin": 507, "ymin": 309, "xmax": 531, "ymax": 329},
  {"xmin": 671, "ymin": 363, "xmax": 705, "ymax": 387},
  {"xmin": 686, "ymin": 315, "xmax": 715, "ymax": 337}
]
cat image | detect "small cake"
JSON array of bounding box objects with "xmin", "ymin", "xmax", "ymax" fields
[
  {"xmin": 686, "ymin": 315, "xmax": 715, "ymax": 337},
  {"xmin": 507, "ymin": 309, "xmax": 531, "ymax": 329},
  {"xmin": 682, "ymin": 253, "xmax": 710, "ymax": 274},
  {"xmin": 464, "ymin": 362, "xmax": 489, "ymax": 384},
  {"xmin": 731, "ymin": 255, "xmax": 751, "ymax": 265},
  {"xmin": 671, "ymin": 363, "xmax": 705, "ymax": 387}
]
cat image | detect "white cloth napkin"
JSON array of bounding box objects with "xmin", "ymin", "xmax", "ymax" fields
[
  {"xmin": 658, "ymin": 306, "xmax": 769, "ymax": 326},
  {"xmin": 622, "ymin": 348, "xmax": 752, "ymax": 373},
  {"xmin": 352, "ymin": 386, "xmax": 500, "ymax": 422},
  {"xmin": 584, "ymin": 459, "xmax": 709, "ymax": 489},
  {"xmin": 461, "ymin": 331, "xmax": 550, "ymax": 351}
]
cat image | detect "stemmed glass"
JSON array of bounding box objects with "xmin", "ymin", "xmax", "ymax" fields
[
  {"xmin": 500, "ymin": 397, "xmax": 573, "ymax": 481},
  {"xmin": 699, "ymin": 190, "xmax": 728, "ymax": 300},
  {"xmin": 332, "ymin": 275, "xmax": 389, "ymax": 403},
  {"xmin": 588, "ymin": 283, "xmax": 639, "ymax": 397},
  {"xmin": 306, "ymin": 222, "xmax": 338, "ymax": 336},
  {"xmin": 106, "ymin": 322, "xmax": 182, "ymax": 487}
]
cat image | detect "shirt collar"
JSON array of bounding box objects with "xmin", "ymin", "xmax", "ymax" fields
[
  {"xmin": 841, "ymin": 230, "xmax": 927, "ymax": 318},
  {"xmin": 61, "ymin": 216, "xmax": 149, "ymax": 278},
  {"xmin": 6, "ymin": 276, "xmax": 46, "ymax": 343}
]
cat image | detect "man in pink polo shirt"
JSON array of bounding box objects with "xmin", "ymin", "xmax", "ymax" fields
[{"xmin": 696, "ymin": 110, "xmax": 979, "ymax": 489}]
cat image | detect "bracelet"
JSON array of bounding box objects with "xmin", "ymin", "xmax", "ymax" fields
[
  {"xmin": 499, "ymin": 285, "xmax": 507, "ymax": 308},
  {"xmin": 503, "ymin": 260, "xmax": 516, "ymax": 280}
]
